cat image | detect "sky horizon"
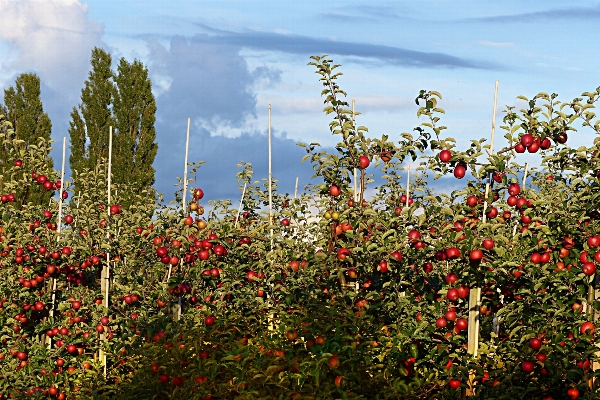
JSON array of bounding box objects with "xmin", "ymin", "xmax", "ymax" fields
[{"xmin": 1, "ymin": 1, "xmax": 600, "ymax": 203}]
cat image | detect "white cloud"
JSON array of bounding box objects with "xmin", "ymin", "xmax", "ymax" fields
[
  {"xmin": 0, "ymin": 0, "xmax": 104, "ymax": 93},
  {"xmin": 477, "ymin": 40, "xmax": 514, "ymax": 48}
]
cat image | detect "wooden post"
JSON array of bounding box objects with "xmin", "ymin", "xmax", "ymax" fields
[
  {"xmin": 512, "ymin": 163, "xmax": 529, "ymax": 237},
  {"xmin": 268, "ymin": 105, "xmax": 273, "ymax": 224},
  {"xmin": 47, "ymin": 137, "xmax": 67, "ymax": 348},
  {"xmin": 406, "ymin": 165, "xmax": 411, "ymax": 209},
  {"xmin": 468, "ymin": 81, "xmax": 498, "ymax": 359},
  {"xmin": 294, "ymin": 177, "xmax": 299, "ymax": 201},
  {"xmin": 235, "ymin": 182, "xmax": 247, "ymax": 228},
  {"xmin": 182, "ymin": 118, "xmax": 191, "ymax": 209},
  {"xmin": 268, "ymin": 105, "xmax": 274, "ymax": 250},
  {"xmin": 352, "ymin": 99, "xmax": 358, "ymax": 202},
  {"xmin": 100, "ymin": 126, "xmax": 113, "ymax": 376}
]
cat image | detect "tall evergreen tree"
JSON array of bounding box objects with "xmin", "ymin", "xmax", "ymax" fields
[
  {"xmin": 69, "ymin": 47, "xmax": 158, "ymax": 202},
  {"xmin": 0, "ymin": 73, "xmax": 53, "ymax": 205},
  {"xmin": 69, "ymin": 47, "xmax": 114, "ymax": 179},
  {"xmin": 112, "ymin": 58, "xmax": 158, "ymax": 192}
]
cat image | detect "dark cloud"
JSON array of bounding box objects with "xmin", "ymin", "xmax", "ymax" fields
[
  {"xmin": 146, "ymin": 34, "xmax": 294, "ymax": 201},
  {"xmin": 153, "ymin": 126, "xmax": 317, "ymax": 203},
  {"xmin": 317, "ymin": 13, "xmax": 382, "ymax": 24},
  {"xmin": 462, "ymin": 6, "xmax": 600, "ymax": 23},
  {"xmin": 148, "ymin": 35, "xmax": 259, "ymax": 128},
  {"xmin": 188, "ymin": 26, "xmax": 500, "ymax": 70}
]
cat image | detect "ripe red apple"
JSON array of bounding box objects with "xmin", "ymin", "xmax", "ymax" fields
[
  {"xmin": 587, "ymin": 235, "xmax": 600, "ymax": 248},
  {"xmin": 515, "ymin": 143, "xmax": 526, "ymax": 153},
  {"xmin": 455, "ymin": 318, "xmax": 468, "ymax": 332},
  {"xmin": 508, "ymin": 183, "xmax": 521, "ymax": 196},
  {"xmin": 482, "ymin": 239, "xmax": 494, "ymax": 250},
  {"xmin": 445, "ymin": 272, "xmax": 458, "ymax": 285},
  {"xmin": 449, "ymin": 379, "xmax": 461, "ymax": 389},
  {"xmin": 529, "ymin": 338, "xmax": 542, "ymax": 350},
  {"xmin": 447, "ymin": 288, "xmax": 459, "ymax": 302},
  {"xmin": 556, "ymin": 131, "xmax": 568, "ymax": 144},
  {"xmin": 536, "ymin": 353, "xmax": 547, "ymax": 363},
  {"xmin": 445, "ymin": 309, "xmax": 457, "ymax": 321},
  {"xmin": 581, "ymin": 321, "xmax": 595, "ymax": 335},
  {"xmin": 521, "ymin": 133, "xmax": 534, "ymax": 148},
  {"xmin": 446, "ymin": 247, "xmax": 461, "ymax": 260},
  {"xmin": 407, "ymin": 230, "xmax": 421, "ymax": 242},
  {"xmin": 391, "ymin": 251, "xmax": 402, "ymax": 262},
  {"xmin": 337, "ymin": 248, "xmax": 350, "ymax": 261},
  {"xmin": 469, "ymin": 249, "xmax": 483, "ymax": 262},
  {"xmin": 466, "ymin": 195, "xmax": 478, "ymax": 207},
  {"xmin": 521, "ymin": 361, "xmax": 535, "ymax": 372},
  {"xmin": 329, "ymin": 185, "xmax": 341, "ymax": 197},
  {"xmin": 378, "ymin": 261, "xmax": 389, "ymax": 273},
  {"xmin": 205, "ymin": 315, "xmax": 216, "ymax": 326},
  {"xmin": 436, "ymin": 318, "xmax": 447, "ymax": 328},
  {"xmin": 457, "ymin": 285, "xmax": 469, "ymax": 298},
  {"xmin": 453, "ymin": 165, "xmax": 466, "ymax": 179},
  {"xmin": 194, "ymin": 188, "xmax": 204, "ymax": 199},
  {"xmin": 358, "ymin": 155, "xmax": 370, "ymax": 169},
  {"xmin": 567, "ymin": 388, "xmax": 580, "ymax": 399},
  {"xmin": 540, "ymin": 137, "xmax": 551, "ymax": 149},
  {"xmin": 582, "ymin": 262, "xmax": 596, "ymax": 276},
  {"xmin": 439, "ymin": 150, "xmax": 452, "ymax": 163}
]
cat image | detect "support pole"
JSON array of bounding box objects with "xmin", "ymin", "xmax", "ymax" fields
[
  {"xmin": 101, "ymin": 126, "xmax": 113, "ymax": 376},
  {"xmin": 512, "ymin": 163, "xmax": 530, "ymax": 237},
  {"xmin": 182, "ymin": 118, "xmax": 191, "ymax": 209},
  {"xmin": 294, "ymin": 177, "xmax": 299, "ymax": 201},
  {"xmin": 47, "ymin": 137, "xmax": 66, "ymax": 347},
  {"xmin": 235, "ymin": 183, "xmax": 247, "ymax": 228},
  {"xmin": 406, "ymin": 165, "xmax": 411, "ymax": 209},
  {"xmin": 352, "ymin": 99, "xmax": 358, "ymax": 202},
  {"xmin": 268, "ymin": 105, "xmax": 273, "ymax": 224},
  {"xmin": 468, "ymin": 81, "xmax": 498, "ymax": 359},
  {"xmin": 268, "ymin": 105, "xmax": 273, "ymax": 250}
]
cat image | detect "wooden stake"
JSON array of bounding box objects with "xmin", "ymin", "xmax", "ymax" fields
[
  {"xmin": 101, "ymin": 126, "xmax": 113, "ymax": 376},
  {"xmin": 182, "ymin": 118, "xmax": 191, "ymax": 209},
  {"xmin": 57, "ymin": 137, "xmax": 66, "ymax": 237},
  {"xmin": 482, "ymin": 80, "xmax": 499, "ymax": 225},
  {"xmin": 105, "ymin": 126, "xmax": 112, "ymax": 310},
  {"xmin": 235, "ymin": 183, "xmax": 247, "ymax": 228},
  {"xmin": 268, "ymin": 105, "xmax": 273, "ymax": 224},
  {"xmin": 468, "ymin": 81, "xmax": 498, "ymax": 359},
  {"xmin": 47, "ymin": 137, "xmax": 67, "ymax": 347},
  {"xmin": 268, "ymin": 105, "xmax": 274, "ymax": 250},
  {"xmin": 294, "ymin": 177, "xmax": 299, "ymax": 201},
  {"xmin": 467, "ymin": 287, "xmax": 482, "ymax": 356},
  {"xmin": 512, "ymin": 163, "xmax": 529, "ymax": 237},
  {"xmin": 352, "ymin": 99, "xmax": 358, "ymax": 202},
  {"xmin": 406, "ymin": 165, "xmax": 411, "ymax": 209}
]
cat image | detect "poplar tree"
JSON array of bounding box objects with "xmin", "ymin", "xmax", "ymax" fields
[
  {"xmin": 69, "ymin": 47, "xmax": 114, "ymax": 180},
  {"xmin": 112, "ymin": 58, "xmax": 158, "ymax": 192},
  {"xmin": 0, "ymin": 73, "xmax": 53, "ymax": 205},
  {"xmin": 69, "ymin": 47, "xmax": 158, "ymax": 203}
]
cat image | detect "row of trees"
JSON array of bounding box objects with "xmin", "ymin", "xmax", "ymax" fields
[{"xmin": 0, "ymin": 47, "xmax": 158, "ymax": 206}]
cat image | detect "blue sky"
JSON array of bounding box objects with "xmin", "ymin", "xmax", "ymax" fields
[{"xmin": 1, "ymin": 1, "xmax": 600, "ymax": 202}]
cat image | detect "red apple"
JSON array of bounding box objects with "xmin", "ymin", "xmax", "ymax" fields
[
  {"xmin": 358, "ymin": 155, "xmax": 370, "ymax": 169},
  {"xmin": 439, "ymin": 150, "xmax": 452, "ymax": 163}
]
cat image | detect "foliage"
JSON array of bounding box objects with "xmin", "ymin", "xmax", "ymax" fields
[
  {"xmin": 0, "ymin": 73, "xmax": 54, "ymax": 206},
  {"xmin": 0, "ymin": 57, "xmax": 599, "ymax": 400},
  {"xmin": 69, "ymin": 47, "xmax": 158, "ymax": 206}
]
